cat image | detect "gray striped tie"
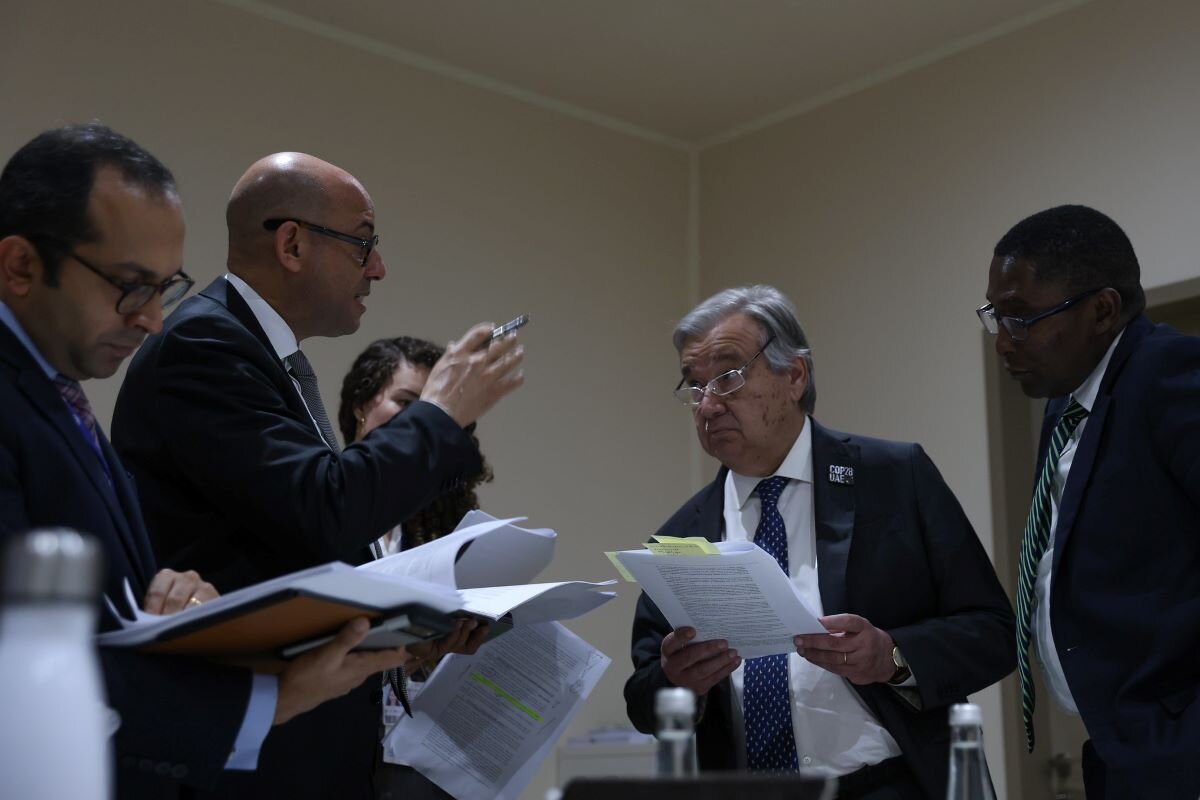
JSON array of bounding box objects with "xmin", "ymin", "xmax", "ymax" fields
[
  {"xmin": 284, "ymin": 350, "xmax": 340, "ymax": 453},
  {"xmin": 1016, "ymin": 397, "xmax": 1088, "ymax": 752},
  {"xmin": 285, "ymin": 352, "xmax": 402, "ymax": 708}
]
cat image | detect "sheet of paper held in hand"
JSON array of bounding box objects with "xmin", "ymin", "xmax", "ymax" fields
[
  {"xmin": 358, "ymin": 511, "xmax": 555, "ymax": 589},
  {"xmin": 359, "ymin": 511, "xmax": 617, "ymax": 624},
  {"xmin": 614, "ymin": 539, "xmax": 827, "ymax": 658},
  {"xmin": 383, "ymin": 621, "xmax": 610, "ymax": 800}
]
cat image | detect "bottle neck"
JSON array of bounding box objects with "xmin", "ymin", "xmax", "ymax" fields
[
  {"xmin": 950, "ymin": 723, "xmax": 984, "ymax": 746},
  {"xmin": 657, "ymin": 711, "xmax": 694, "ymax": 735}
]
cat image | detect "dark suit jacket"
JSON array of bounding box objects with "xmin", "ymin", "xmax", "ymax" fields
[
  {"xmin": 624, "ymin": 420, "xmax": 1015, "ymax": 799},
  {"xmin": 0, "ymin": 323, "xmax": 251, "ymax": 799},
  {"xmin": 1038, "ymin": 315, "xmax": 1200, "ymax": 798},
  {"xmin": 111, "ymin": 277, "xmax": 483, "ymax": 799}
]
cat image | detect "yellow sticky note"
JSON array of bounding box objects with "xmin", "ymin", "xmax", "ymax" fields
[
  {"xmin": 605, "ymin": 552, "xmax": 638, "ymax": 582},
  {"xmin": 646, "ymin": 535, "xmax": 720, "ymax": 556}
]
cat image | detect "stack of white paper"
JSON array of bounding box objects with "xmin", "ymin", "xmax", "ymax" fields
[{"xmin": 614, "ymin": 539, "xmax": 826, "ymax": 658}]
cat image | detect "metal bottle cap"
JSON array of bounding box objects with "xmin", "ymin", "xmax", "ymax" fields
[
  {"xmin": 1, "ymin": 528, "xmax": 103, "ymax": 603},
  {"xmin": 656, "ymin": 687, "xmax": 696, "ymax": 716},
  {"xmin": 949, "ymin": 702, "xmax": 982, "ymax": 727}
]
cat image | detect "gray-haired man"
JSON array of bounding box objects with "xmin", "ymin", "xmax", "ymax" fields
[{"xmin": 624, "ymin": 285, "xmax": 1014, "ymax": 799}]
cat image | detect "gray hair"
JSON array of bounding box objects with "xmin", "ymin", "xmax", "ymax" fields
[{"xmin": 673, "ymin": 284, "xmax": 816, "ymax": 414}]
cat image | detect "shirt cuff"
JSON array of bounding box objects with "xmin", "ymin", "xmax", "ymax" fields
[{"xmin": 224, "ymin": 674, "xmax": 277, "ymax": 770}]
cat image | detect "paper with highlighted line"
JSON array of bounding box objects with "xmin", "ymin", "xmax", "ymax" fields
[
  {"xmin": 383, "ymin": 621, "xmax": 609, "ymax": 800},
  {"xmin": 615, "ymin": 541, "xmax": 826, "ymax": 658}
]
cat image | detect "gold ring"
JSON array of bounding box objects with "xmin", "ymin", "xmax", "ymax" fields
[
  {"xmin": 187, "ymin": 597, "xmax": 203, "ymax": 607},
  {"xmin": 842, "ymin": 652, "xmax": 848, "ymax": 665}
]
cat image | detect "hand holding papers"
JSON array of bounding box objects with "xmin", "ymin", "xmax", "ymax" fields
[
  {"xmin": 97, "ymin": 563, "xmax": 461, "ymax": 658},
  {"xmin": 614, "ymin": 539, "xmax": 826, "ymax": 658}
]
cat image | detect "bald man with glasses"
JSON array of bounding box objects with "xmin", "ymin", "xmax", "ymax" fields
[{"xmin": 112, "ymin": 152, "xmax": 523, "ymax": 799}]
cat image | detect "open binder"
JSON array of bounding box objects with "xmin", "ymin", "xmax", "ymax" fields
[{"xmin": 97, "ymin": 562, "xmax": 460, "ymax": 660}]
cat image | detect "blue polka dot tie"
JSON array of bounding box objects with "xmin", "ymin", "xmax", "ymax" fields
[{"xmin": 744, "ymin": 475, "xmax": 799, "ymax": 772}]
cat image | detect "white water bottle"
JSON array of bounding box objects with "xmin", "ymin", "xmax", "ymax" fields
[
  {"xmin": 946, "ymin": 703, "xmax": 996, "ymax": 800},
  {"xmin": 0, "ymin": 529, "xmax": 110, "ymax": 799},
  {"xmin": 655, "ymin": 687, "xmax": 698, "ymax": 777}
]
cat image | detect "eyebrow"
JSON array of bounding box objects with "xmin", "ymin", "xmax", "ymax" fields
[
  {"xmin": 111, "ymin": 262, "xmax": 185, "ymax": 283},
  {"xmin": 680, "ymin": 350, "xmax": 742, "ymax": 378}
]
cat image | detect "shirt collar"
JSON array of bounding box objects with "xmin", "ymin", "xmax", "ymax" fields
[
  {"xmin": 730, "ymin": 416, "xmax": 813, "ymax": 510},
  {"xmin": 224, "ymin": 273, "xmax": 299, "ymax": 362},
  {"xmin": 0, "ymin": 298, "xmax": 59, "ymax": 380},
  {"xmin": 1069, "ymin": 329, "xmax": 1124, "ymax": 413}
]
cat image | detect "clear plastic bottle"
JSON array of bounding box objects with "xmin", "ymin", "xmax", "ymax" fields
[
  {"xmin": 655, "ymin": 687, "xmax": 698, "ymax": 778},
  {"xmin": 0, "ymin": 529, "xmax": 109, "ymax": 799},
  {"xmin": 946, "ymin": 703, "xmax": 996, "ymax": 800}
]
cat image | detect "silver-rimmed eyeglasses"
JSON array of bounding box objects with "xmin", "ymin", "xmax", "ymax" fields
[{"xmin": 673, "ymin": 335, "xmax": 775, "ymax": 406}]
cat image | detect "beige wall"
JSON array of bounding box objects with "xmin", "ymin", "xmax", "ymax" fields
[
  {"xmin": 700, "ymin": 0, "xmax": 1200, "ymax": 795},
  {"xmin": 7, "ymin": 0, "xmax": 1200, "ymax": 797},
  {"xmin": 2, "ymin": 2, "xmax": 692, "ymax": 797}
]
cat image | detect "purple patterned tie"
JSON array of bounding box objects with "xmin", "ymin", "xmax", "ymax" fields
[
  {"xmin": 743, "ymin": 475, "xmax": 799, "ymax": 772},
  {"xmin": 54, "ymin": 376, "xmax": 99, "ymax": 448}
]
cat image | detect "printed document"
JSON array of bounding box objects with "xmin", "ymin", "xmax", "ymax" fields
[
  {"xmin": 614, "ymin": 541, "xmax": 826, "ymax": 657},
  {"xmin": 383, "ymin": 622, "xmax": 610, "ymax": 800}
]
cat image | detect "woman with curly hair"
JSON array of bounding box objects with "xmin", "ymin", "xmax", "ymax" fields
[
  {"xmin": 339, "ymin": 335, "xmax": 494, "ymax": 800},
  {"xmin": 339, "ymin": 336, "xmax": 494, "ymax": 552}
]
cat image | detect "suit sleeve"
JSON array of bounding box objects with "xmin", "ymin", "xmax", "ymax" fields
[
  {"xmin": 887, "ymin": 445, "xmax": 1016, "ymax": 710},
  {"xmin": 102, "ymin": 650, "xmax": 253, "ymax": 788},
  {"xmin": 125, "ymin": 313, "xmax": 481, "ymax": 565},
  {"xmin": 1147, "ymin": 336, "xmax": 1200, "ymax": 509},
  {"xmin": 624, "ymin": 590, "xmax": 674, "ymax": 734},
  {"xmin": 0, "ymin": 451, "xmax": 253, "ymax": 790}
]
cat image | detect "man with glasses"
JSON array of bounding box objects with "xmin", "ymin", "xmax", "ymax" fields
[
  {"xmin": 0, "ymin": 124, "xmax": 436, "ymax": 798},
  {"xmin": 625, "ymin": 285, "xmax": 1014, "ymax": 798},
  {"xmin": 112, "ymin": 151, "xmax": 521, "ymax": 798},
  {"xmin": 982, "ymin": 205, "xmax": 1200, "ymax": 798}
]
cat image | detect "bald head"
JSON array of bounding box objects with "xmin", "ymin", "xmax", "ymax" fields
[
  {"xmin": 226, "ymin": 152, "xmax": 366, "ymax": 262},
  {"xmin": 223, "ymin": 152, "xmax": 383, "ymax": 341}
]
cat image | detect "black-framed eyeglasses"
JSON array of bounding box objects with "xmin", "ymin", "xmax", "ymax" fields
[
  {"xmin": 673, "ymin": 335, "xmax": 776, "ymax": 406},
  {"xmin": 977, "ymin": 288, "xmax": 1103, "ymax": 342},
  {"xmin": 263, "ymin": 218, "xmax": 378, "ymax": 267},
  {"xmin": 63, "ymin": 249, "xmax": 193, "ymax": 315}
]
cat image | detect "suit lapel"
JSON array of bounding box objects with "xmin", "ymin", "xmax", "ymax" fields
[
  {"xmin": 0, "ymin": 326, "xmax": 150, "ymax": 586},
  {"xmin": 98, "ymin": 433, "xmax": 156, "ymax": 591},
  {"xmin": 810, "ymin": 420, "xmax": 857, "ymax": 615},
  {"xmin": 696, "ymin": 469, "xmax": 728, "ymax": 544},
  {"xmin": 1051, "ymin": 316, "xmax": 1149, "ymax": 573},
  {"xmin": 201, "ymin": 277, "xmax": 309, "ymax": 419}
]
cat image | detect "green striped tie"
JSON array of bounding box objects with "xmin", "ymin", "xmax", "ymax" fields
[{"xmin": 1017, "ymin": 397, "xmax": 1088, "ymax": 752}]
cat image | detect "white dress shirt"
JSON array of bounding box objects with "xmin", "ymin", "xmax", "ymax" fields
[
  {"xmin": 1034, "ymin": 331, "xmax": 1124, "ymax": 713},
  {"xmin": 723, "ymin": 419, "xmax": 902, "ymax": 776},
  {"xmin": 224, "ymin": 274, "xmax": 332, "ymax": 450}
]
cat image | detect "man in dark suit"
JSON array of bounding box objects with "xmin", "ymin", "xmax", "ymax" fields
[
  {"xmin": 112, "ymin": 152, "xmax": 521, "ymax": 798},
  {"xmin": 982, "ymin": 205, "xmax": 1200, "ymax": 799},
  {"xmin": 0, "ymin": 124, "xmax": 427, "ymax": 798},
  {"xmin": 625, "ymin": 285, "xmax": 1014, "ymax": 799}
]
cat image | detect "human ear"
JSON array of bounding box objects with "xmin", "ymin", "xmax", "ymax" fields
[
  {"xmin": 1091, "ymin": 287, "xmax": 1123, "ymax": 333},
  {"xmin": 789, "ymin": 355, "xmax": 809, "ymax": 404},
  {"xmin": 0, "ymin": 236, "xmax": 41, "ymax": 299},
  {"xmin": 271, "ymin": 223, "xmax": 305, "ymax": 275}
]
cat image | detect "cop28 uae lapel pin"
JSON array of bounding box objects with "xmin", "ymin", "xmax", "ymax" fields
[{"xmin": 828, "ymin": 465, "xmax": 854, "ymax": 485}]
